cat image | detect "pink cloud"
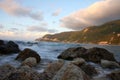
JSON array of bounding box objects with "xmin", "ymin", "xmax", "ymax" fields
[
  {"xmin": 0, "ymin": 0, "xmax": 43, "ymax": 21},
  {"xmin": 61, "ymin": 0, "xmax": 120, "ymax": 30}
]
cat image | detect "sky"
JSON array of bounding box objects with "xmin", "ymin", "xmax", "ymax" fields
[{"xmin": 0, "ymin": 0, "xmax": 120, "ymax": 41}]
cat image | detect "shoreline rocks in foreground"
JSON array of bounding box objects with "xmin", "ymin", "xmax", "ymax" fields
[{"xmin": 0, "ymin": 40, "xmax": 120, "ymax": 80}]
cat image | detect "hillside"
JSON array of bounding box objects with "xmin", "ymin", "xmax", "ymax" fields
[{"xmin": 36, "ymin": 20, "xmax": 120, "ymax": 45}]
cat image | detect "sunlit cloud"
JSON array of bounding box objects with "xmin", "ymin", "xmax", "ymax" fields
[
  {"xmin": 52, "ymin": 8, "xmax": 62, "ymax": 16},
  {"xmin": 27, "ymin": 25, "xmax": 57, "ymax": 33},
  {"xmin": 61, "ymin": 0, "xmax": 120, "ymax": 30},
  {"xmin": 0, "ymin": 30, "xmax": 48, "ymax": 41},
  {"xmin": 9, "ymin": 28, "xmax": 18, "ymax": 31},
  {"xmin": 0, "ymin": 0, "xmax": 43, "ymax": 21},
  {"xmin": 0, "ymin": 24, "xmax": 4, "ymax": 28}
]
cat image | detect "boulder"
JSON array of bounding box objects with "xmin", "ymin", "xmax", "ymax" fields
[
  {"xmin": 101, "ymin": 59, "xmax": 120, "ymax": 69},
  {"xmin": 0, "ymin": 40, "xmax": 4, "ymax": 45},
  {"xmin": 0, "ymin": 41, "xmax": 20, "ymax": 54},
  {"xmin": 0, "ymin": 64, "xmax": 16, "ymax": 80},
  {"xmin": 15, "ymin": 48, "xmax": 41, "ymax": 63},
  {"xmin": 71, "ymin": 58, "xmax": 86, "ymax": 66},
  {"xmin": 58, "ymin": 47, "xmax": 87, "ymax": 60},
  {"xmin": 93, "ymin": 76, "xmax": 109, "ymax": 80},
  {"xmin": 3, "ymin": 66, "xmax": 40, "ymax": 80},
  {"xmin": 52, "ymin": 63, "xmax": 91, "ymax": 80},
  {"xmin": 21, "ymin": 57, "xmax": 37, "ymax": 67},
  {"xmin": 80, "ymin": 64, "xmax": 98, "ymax": 76},
  {"xmin": 81, "ymin": 47, "xmax": 116, "ymax": 63},
  {"xmin": 39, "ymin": 59, "xmax": 65, "ymax": 80},
  {"xmin": 107, "ymin": 70, "xmax": 120, "ymax": 80}
]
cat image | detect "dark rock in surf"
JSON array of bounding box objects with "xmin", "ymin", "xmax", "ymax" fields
[
  {"xmin": 0, "ymin": 41, "xmax": 20, "ymax": 54},
  {"xmin": 2, "ymin": 66, "xmax": 40, "ymax": 80},
  {"xmin": 58, "ymin": 47, "xmax": 87, "ymax": 60},
  {"xmin": 107, "ymin": 70, "xmax": 120, "ymax": 80},
  {"xmin": 0, "ymin": 64, "xmax": 16, "ymax": 80},
  {"xmin": 39, "ymin": 60, "xmax": 64, "ymax": 80},
  {"xmin": 80, "ymin": 64, "xmax": 98, "ymax": 76},
  {"xmin": 58, "ymin": 47, "xmax": 116, "ymax": 63},
  {"xmin": 81, "ymin": 47, "xmax": 116, "ymax": 63},
  {"xmin": 15, "ymin": 48, "xmax": 41, "ymax": 63},
  {"xmin": 21, "ymin": 57, "xmax": 37, "ymax": 67},
  {"xmin": 0, "ymin": 40, "xmax": 4, "ymax": 45},
  {"xmin": 52, "ymin": 63, "xmax": 91, "ymax": 80},
  {"xmin": 101, "ymin": 59, "xmax": 120, "ymax": 69}
]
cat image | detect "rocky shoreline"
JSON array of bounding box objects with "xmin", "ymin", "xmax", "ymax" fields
[{"xmin": 0, "ymin": 40, "xmax": 120, "ymax": 80}]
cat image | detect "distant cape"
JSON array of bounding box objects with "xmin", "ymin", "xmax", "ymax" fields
[{"xmin": 36, "ymin": 20, "xmax": 120, "ymax": 45}]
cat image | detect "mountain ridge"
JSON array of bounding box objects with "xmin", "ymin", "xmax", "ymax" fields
[{"xmin": 36, "ymin": 20, "xmax": 120, "ymax": 45}]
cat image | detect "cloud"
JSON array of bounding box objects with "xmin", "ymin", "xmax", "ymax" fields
[
  {"xmin": 27, "ymin": 22, "xmax": 57, "ymax": 33},
  {"xmin": 9, "ymin": 28, "xmax": 18, "ymax": 31},
  {"xmin": 61, "ymin": 0, "xmax": 120, "ymax": 30},
  {"xmin": 0, "ymin": 0, "xmax": 43, "ymax": 21},
  {"xmin": 27, "ymin": 26, "xmax": 57, "ymax": 33},
  {"xmin": 52, "ymin": 9, "xmax": 62, "ymax": 16},
  {"xmin": 0, "ymin": 24, "xmax": 4, "ymax": 28},
  {"xmin": 0, "ymin": 30, "xmax": 48, "ymax": 41}
]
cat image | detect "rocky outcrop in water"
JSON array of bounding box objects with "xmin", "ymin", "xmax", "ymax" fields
[
  {"xmin": 1, "ymin": 65, "xmax": 40, "ymax": 80},
  {"xmin": 101, "ymin": 59, "xmax": 120, "ymax": 69},
  {"xmin": 80, "ymin": 64, "xmax": 98, "ymax": 76},
  {"xmin": 58, "ymin": 47, "xmax": 117, "ymax": 63},
  {"xmin": 39, "ymin": 59, "xmax": 65, "ymax": 80},
  {"xmin": 0, "ymin": 40, "xmax": 20, "ymax": 54},
  {"xmin": 81, "ymin": 47, "xmax": 116, "ymax": 63},
  {"xmin": 15, "ymin": 48, "xmax": 41, "ymax": 63},
  {"xmin": 107, "ymin": 70, "xmax": 120, "ymax": 80},
  {"xmin": 0, "ymin": 64, "xmax": 16, "ymax": 80},
  {"xmin": 21, "ymin": 57, "xmax": 37, "ymax": 67},
  {"xmin": 58, "ymin": 47, "xmax": 87, "ymax": 60},
  {"xmin": 52, "ymin": 63, "xmax": 91, "ymax": 80}
]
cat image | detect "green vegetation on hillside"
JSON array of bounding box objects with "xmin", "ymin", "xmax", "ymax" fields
[{"xmin": 36, "ymin": 20, "xmax": 120, "ymax": 45}]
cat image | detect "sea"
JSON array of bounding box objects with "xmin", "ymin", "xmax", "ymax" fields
[{"xmin": 0, "ymin": 41, "xmax": 120, "ymax": 77}]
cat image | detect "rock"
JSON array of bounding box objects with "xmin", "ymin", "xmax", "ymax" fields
[
  {"xmin": 0, "ymin": 64, "xmax": 16, "ymax": 80},
  {"xmin": 58, "ymin": 47, "xmax": 87, "ymax": 60},
  {"xmin": 71, "ymin": 58, "xmax": 86, "ymax": 66},
  {"xmin": 81, "ymin": 47, "xmax": 116, "ymax": 63},
  {"xmin": 93, "ymin": 76, "xmax": 109, "ymax": 80},
  {"xmin": 107, "ymin": 70, "xmax": 120, "ymax": 80},
  {"xmin": 0, "ymin": 40, "xmax": 4, "ymax": 45},
  {"xmin": 101, "ymin": 59, "xmax": 120, "ymax": 69},
  {"xmin": 40, "ymin": 59, "xmax": 65, "ymax": 80},
  {"xmin": 52, "ymin": 63, "xmax": 91, "ymax": 80},
  {"xmin": 80, "ymin": 64, "xmax": 98, "ymax": 76},
  {"xmin": 15, "ymin": 48, "xmax": 41, "ymax": 63},
  {"xmin": 0, "ymin": 41, "xmax": 20, "ymax": 54},
  {"xmin": 21, "ymin": 57, "xmax": 37, "ymax": 67},
  {"xmin": 3, "ymin": 66, "xmax": 40, "ymax": 80}
]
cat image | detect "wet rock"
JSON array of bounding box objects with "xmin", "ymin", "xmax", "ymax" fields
[
  {"xmin": 3, "ymin": 66, "xmax": 40, "ymax": 80},
  {"xmin": 71, "ymin": 58, "xmax": 86, "ymax": 66},
  {"xmin": 0, "ymin": 64, "xmax": 16, "ymax": 80},
  {"xmin": 21, "ymin": 57, "xmax": 37, "ymax": 67},
  {"xmin": 81, "ymin": 47, "xmax": 116, "ymax": 63},
  {"xmin": 101, "ymin": 59, "xmax": 120, "ymax": 69},
  {"xmin": 80, "ymin": 64, "xmax": 98, "ymax": 76},
  {"xmin": 58, "ymin": 47, "xmax": 87, "ymax": 60},
  {"xmin": 93, "ymin": 76, "xmax": 109, "ymax": 80},
  {"xmin": 0, "ymin": 41, "xmax": 20, "ymax": 54},
  {"xmin": 15, "ymin": 48, "xmax": 41, "ymax": 63},
  {"xmin": 40, "ymin": 59, "xmax": 65, "ymax": 80},
  {"xmin": 52, "ymin": 63, "xmax": 91, "ymax": 80},
  {"xmin": 107, "ymin": 70, "xmax": 120, "ymax": 80},
  {"xmin": 0, "ymin": 40, "xmax": 4, "ymax": 45}
]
